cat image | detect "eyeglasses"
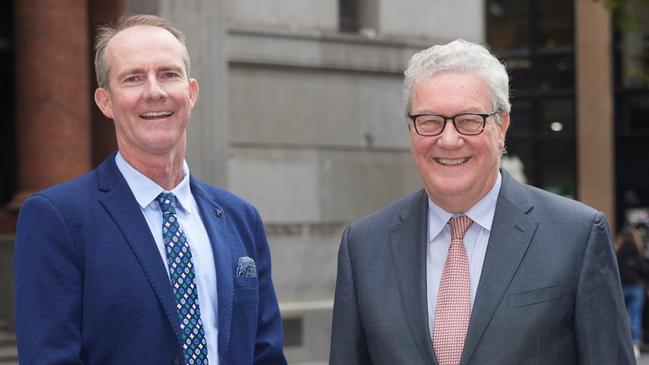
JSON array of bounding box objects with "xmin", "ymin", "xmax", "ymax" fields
[{"xmin": 408, "ymin": 111, "xmax": 499, "ymax": 136}]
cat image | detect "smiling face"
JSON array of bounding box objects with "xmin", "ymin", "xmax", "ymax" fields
[
  {"xmin": 94, "ymin": 25, "xmax": 199, "ymax": 162},
  {"xmin": 409, "ymin": 71, "xmax": 510, "ymax": 213}
]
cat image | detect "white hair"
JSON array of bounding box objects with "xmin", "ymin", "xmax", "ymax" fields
[{"xmin": 403, "ymin": 39, "xmax": 511, "ymax": 121}]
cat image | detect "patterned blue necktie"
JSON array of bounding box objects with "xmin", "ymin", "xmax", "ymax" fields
[{"xmin": 156, "ymin": 192, "xmax": 209, "ymax": 365}]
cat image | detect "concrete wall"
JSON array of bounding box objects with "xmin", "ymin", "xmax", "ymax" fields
[
  {"xmin": 226, "ymin": 0, "xmax": 338, "ymax": 31},
  {"xmin": 226, "ymin": 29, "xmax": 423, "ymax": 364}
]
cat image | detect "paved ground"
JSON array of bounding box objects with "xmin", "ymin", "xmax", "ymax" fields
[{"xmin": 640, "ymin": 351, "xmax": 649, "ymax": 365}]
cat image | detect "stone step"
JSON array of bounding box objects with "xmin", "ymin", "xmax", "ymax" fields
[
  {"xmin": 0, "ymin": 331, "xmax": 15, "ymax": 346},
  {"xmin": 0, "ymin": 319, "xmax": 17, "ymax": 365},
  {"xmin": 0, "ymin": 344, "xmax": 17, "ymax": 364},
  {"xmin": 0, "ymin": 346, "xmax": 17, "ymax": 356}
]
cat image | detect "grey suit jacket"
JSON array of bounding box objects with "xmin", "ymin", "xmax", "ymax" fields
[{"xmin": 330, "ymin": 171, "xmax": 634, "ymax": 364}]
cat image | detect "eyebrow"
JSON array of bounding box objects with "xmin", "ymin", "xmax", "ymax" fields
[
  {"xmin": 411, "ymin": 108, "xmax": 489, "ymax": 115},
  {"xmin": 115, "ymin": 65, "xmax": 186, "ymax": 82},
  {"xmin": 157, "ymin": 65, "xmax": 185, "ymax": 74}
]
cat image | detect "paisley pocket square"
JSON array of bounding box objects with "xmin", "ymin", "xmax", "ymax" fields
[{"xmin": 236, "ymin": 256, "xmax": 257, "ymax": 277}]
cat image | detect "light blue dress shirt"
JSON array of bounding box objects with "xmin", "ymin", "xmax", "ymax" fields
[
  {"xmin": 426, "ymin": 172, "xmax": 502, "ymax": 338},
  {"xmin": 115, "ymin": 152, "xmax": 219, "ymax": 365}
]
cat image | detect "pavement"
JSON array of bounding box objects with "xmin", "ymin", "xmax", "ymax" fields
[{"xmin": 640, "ymin": 353, "xmax": 649, "ymax": 365}]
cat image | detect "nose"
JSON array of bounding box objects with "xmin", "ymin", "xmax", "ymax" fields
[
  {"xmin": 143, "ymin": 75, "xmax": 167, "ymax": 100},
  {"xmin": 436, "ymin": 119, "xmax": 464, "ymax": 149}
]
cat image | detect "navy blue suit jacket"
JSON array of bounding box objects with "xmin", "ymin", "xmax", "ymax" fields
[{"xmin": 14, "ymin": 154, "xmax": 287, "ymax": 365}]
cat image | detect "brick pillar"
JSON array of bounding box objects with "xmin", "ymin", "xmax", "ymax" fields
[
  {"xmin": 88, "ymin": 0, "xmax": 125, "ymax": 166},
  {"xmin": 10, "ymin": 0, "xmax": 92, "ymax": 210},
  {"xmin": 575, "ymin": 0, "xmax": 615, "ymax": 228}
]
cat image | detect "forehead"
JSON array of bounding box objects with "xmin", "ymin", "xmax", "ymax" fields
[
  {"xmin": 105, "ymin": 25, "xmax": 185, "ymax": 73},
  {"xmin": 411, "ymin": 71, "xmax": 492, "ymax": 111}
]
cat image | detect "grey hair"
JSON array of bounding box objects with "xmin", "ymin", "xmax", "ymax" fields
[
  {"xmin": 94, "ymin": 14, "xmax": 191, "ymax": 89},
  {"xmin": 403, "ymin": 39, "xmax": 511, "ymax": 121}
]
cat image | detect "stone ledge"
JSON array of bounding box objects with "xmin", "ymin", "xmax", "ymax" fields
[
  {"xmin": 228, "ymin": 25, "xmax": 435, "ymax": 73},
  {"xmin": 265, "ymin": 222, "xmax": 347, "ymax": 238}
]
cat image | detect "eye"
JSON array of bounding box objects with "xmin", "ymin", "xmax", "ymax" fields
[
  {"xmin": 416, "ymin": 115, "xmax": 444, "ymax": 127},
  {"xmin": 456, "ymin": 114, "xmax": 483, "ymax": 125},
  {"xmin": 161, "ymin": 71, "xmax": 181, "ymax": 79},
  {"xmin": 124, "ymin": 75, "xmax": 142, "ymax": 83}
]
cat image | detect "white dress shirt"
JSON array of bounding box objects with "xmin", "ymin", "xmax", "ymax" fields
[
  {"xmin": 426, "ymin": 172, "xmax": 502, "ymax": 338},
  {"xmin": 115, "ymin": 152, "xmax": 219, "ymax": 365}
]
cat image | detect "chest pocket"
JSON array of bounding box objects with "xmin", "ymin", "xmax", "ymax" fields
[{"xmin": 508, "ymin": 284, "xmax": 564, "ymax": 308}]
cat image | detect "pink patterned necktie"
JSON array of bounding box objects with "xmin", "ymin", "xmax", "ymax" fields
[{"xmin": 433, "ymin": 215, "xmax": 473, "ymax": 365}]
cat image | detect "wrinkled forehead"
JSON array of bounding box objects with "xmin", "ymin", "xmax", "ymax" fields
[{"xmin": 418, "ymin": 70, "xmax": 496, "ymax": 107}]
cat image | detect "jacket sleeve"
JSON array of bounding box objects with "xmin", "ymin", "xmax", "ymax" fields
[
  {"xmin": 329, "ymin": 226, "xmax": 371, "ymax": 365},
  {"xmin": 14, "ymin": 194, "xmax": 85, "ymax": 365},
  {"xmin": 574, "ymin": 211, "xmax": 635, "ymax": 364},
  {"xmin": 252, "ymin": 208, "xmax": 288, "ymax": 365}
]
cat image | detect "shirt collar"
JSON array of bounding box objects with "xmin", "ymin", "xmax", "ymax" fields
[
  {"xmin": 115, "ymin": 152, "xmax": 193, "ymax": 214},
  {"xmin": 427, "ymin": 172, "xmax": 502, "ymax": 242}
]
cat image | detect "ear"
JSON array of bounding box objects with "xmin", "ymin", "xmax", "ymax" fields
[
  {"xmin": 497, "ymin": 112, "xmax": 510, "ymax": 150},
  {"xmin": 188, "ymin": 78, "xmax": 199, "ymax": 108},
  {"xmin": 94, "ymin": 88, "xmax": 114, "ymax": 119}
]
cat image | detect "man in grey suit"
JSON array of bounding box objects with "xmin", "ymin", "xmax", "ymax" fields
[{"xmin": 329, "ymin": 39, "xmax": 634, "ymax": 364}]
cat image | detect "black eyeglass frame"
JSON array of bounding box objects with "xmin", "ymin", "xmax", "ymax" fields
[{"xmin": 408, "ymin": 111, "xmax": 500, "ymax": 136}]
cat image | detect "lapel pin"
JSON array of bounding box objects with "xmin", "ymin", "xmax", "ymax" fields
[{"xmin": 215, "ymin": 209, "xmax": 223, "ymax": 217}]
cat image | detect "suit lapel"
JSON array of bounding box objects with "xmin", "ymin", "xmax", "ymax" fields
[
  {"xmin": 96, "ymin": 156, "xmax": 181, "ymax": 339},
  {"xmin": 461, "ymin": 172, "xmax": 537, "ymax": 364},
  {"xmin": 191, "ymin": 179, "xmax": 233, "ymax": 355},
  {"xmin": 389, "ymin": 191, "xmax": 438, "ymax": 364}
]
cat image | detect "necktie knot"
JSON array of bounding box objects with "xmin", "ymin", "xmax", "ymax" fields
[
  {"xmin": 449, "ymin": 215, "xmax": 473, "ymax": 241},
  {"xmin": 156, "ymin": 192, "xmax": 177, "ymax": 215}
]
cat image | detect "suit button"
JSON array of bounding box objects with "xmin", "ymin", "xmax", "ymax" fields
[{"xmin": 171, "ymin": 358, "xmax": 181, "ymax": 365}]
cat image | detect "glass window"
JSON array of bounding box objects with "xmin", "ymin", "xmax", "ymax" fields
[
  {"xmin": 508, "ymin": 99, "xmax": 533, "ymax": 136},
  {"xmin": 619, "ymin": 92, "xmax": 649, "ymax": 132},
  {"xmin": 538, "ymin": 98, "xmax": 574, "ymax": 135},
  {"xmin": 339, "ymin": 0, "xmax": 359, "ymax": 32},
  {"xmin": 535, "ymin": 53, "xmax": 575, "ymax": 92},
  {"xmin": 538, "ymin": 1, "xmax": 575, "ymax": 49},
  {"xmin": 503, "ymin": 56, "xmax": 534, "ymax": 93},
  {"xmin": 504, "ymin": 141, "xmax": 535, "ymax": 184},
  {"xmin": 487, "ymin": 0, "xmax": 531, "ymax": 52},
  {"xmin": 613, "ymin": 0, "xmax": 649, "ymax": 226},
  {"xmin": 537, "ymin": 139, "xmax": 576, "ymax": 198},
  {"xmin": 487, "ymin": 0, "xmax": 575, "ymax": 197}
]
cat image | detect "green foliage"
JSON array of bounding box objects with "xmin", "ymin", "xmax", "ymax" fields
[
  {"xmin": 595, "ymin": 0, "xmax": 648, "ymax": 31},
  {"xmin": 596, "ymin": 0, "xmax": 649, "ymax": 87}
]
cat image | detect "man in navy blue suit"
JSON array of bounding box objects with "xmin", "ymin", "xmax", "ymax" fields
[{"xmin": 14, "ymin": 14, "xmax": 287, "ymax": 365}]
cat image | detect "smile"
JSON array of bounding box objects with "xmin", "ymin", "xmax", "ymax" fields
[
  {"xmin": 434, "ymin": 157, "xmax": 470, "ymax": 166},
  {"xmin": 140, "ymin": 111, "xmax": 173, "ymax": 119}
]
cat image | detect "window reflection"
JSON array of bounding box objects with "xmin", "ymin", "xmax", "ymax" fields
[{"xmin": 488, "ymin": 0, "xmax": 576, "ymax": 196}]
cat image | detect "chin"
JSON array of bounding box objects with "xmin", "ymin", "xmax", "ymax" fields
[{"xmin": 425, "ymin": 176, "xmax": 474, "ymax": 198}]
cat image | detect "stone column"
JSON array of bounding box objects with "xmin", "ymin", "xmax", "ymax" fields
[
  {"xmin": 11, "ymin": 0, "xmax": 92, "ymax": 209},
  {"xmin": 157, "ymin": 0, "xmax": 230, "ymax": 188},
  {"xmin": 575, "ymin": 0, "xmax": 615, "ymax": 228}
]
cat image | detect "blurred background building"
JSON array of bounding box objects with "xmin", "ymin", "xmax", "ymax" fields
[{"xmin": 0, "ymin": 0, "xmax": 648, "ymax": 363}]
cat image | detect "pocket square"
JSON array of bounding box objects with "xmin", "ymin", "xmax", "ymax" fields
[{"xmin": 236, "ymin": 256, "xmax": 257, "ymax": 278}]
